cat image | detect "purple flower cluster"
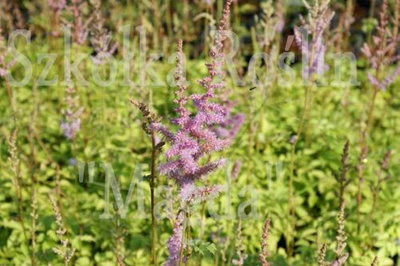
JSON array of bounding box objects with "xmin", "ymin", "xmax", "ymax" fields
[
  {"xmin": 151, "ymin": 22, "xmax": 235, "ymax": 202},
  {"xmin": 0, "ymin": 28, "xmax": 14, "ymax": 78},
  {"xmin": 151, "ymin": 1, "xmax": 239, "ymax": 265},
  {"xmin": 63, "ymin": 0, "xmax": 91, "ymax": 45},
  {"xmin": 294, "ymin": 1, "xmax": 334, "ymax": 81},
  {"xmin": 89, "ymin": 0, "xmax": 117, "ymax": 64},
  {"xmin": 214, "ymin": 97, "xmax": 245, "ymax": 141},
  {"xmin": 165, "ymin": 211, "xmax": 185, "ymax": 266},
  {"xmin": 61, "ymin": 83, "xmax": 83, "ymax": 140},
  {"xmin": 361, "ymin": 0, "xmax": 400, "ymax": 90}
]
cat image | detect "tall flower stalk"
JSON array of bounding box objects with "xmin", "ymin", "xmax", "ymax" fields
[
  {"xmin": 357, "ymin": 0, "xmax": 399, "ymax": 223},
  {"xmin": 335, "ymin": 141, "xmax": 350, "ymax": 207},
  {"xmin": 30, "ymin": 189, "xmax": 38, "ymax": 266},
  {"xmin": 89, "ymin": 0, "xmax": 117, "ymax": 63},
  {"xmin": 131, "ymin": 100, "xmax": 162, "ymax": 265},
  {"xmin": 259, "ymin": 218, "xmax": 270, "ymax": 266},
  {"xmin": 151, "ymin": 1, "xmax": 235, "ymax": 264},
  {"xmin": 289, "ymin": 0, "xmax": 334, "ymax": 257},
  {"xmin": 356, "ymin": 146, "xmax": 368, "ymax": 230},
  {"xmin": 331, "ymin": 202, "xmax": 349, "ymax": 266},
  {"xmin": 8, "ymin": 127, "xmax": 27, "ymax": 241},
  {"xmin": 61, "ymin": 82, "xmax": 83, "ymax": 140},
  {"xmin": 361, "ymin": 0, "xmax": 400, "ymax": 144},
  {"xmin": 49, "ymin": 194, "xmax": 75, "ymax": 265},
  {"xmin": 369, "ymin": 151, "xmax": 391, "ymax": 246},
  {"xmin": 232, "ymin": 220, "xmax": 247, "ymax": 265}
]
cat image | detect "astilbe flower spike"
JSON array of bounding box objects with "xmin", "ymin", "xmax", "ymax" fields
[
  {"xmin": 361, "ymin": 0, "xmax": 400, "ymax": 90},
  {"xmin": 89, "ymin": 0, "xmax": 117, "ymax": 64},
  {"xmin": 151, "ymin": 1, "xmax": 236, "ymax": 265},
  {"xmin": 294, "ymin": 0, "xmax": 335, "ymax": 81},
  {"xmin": 49, "ymin": 194, "xmax": 75, "ymax": 265},
  {"xmin": 151, "ymin": 28, "xmax": 233, "ymax": 201},
  {"xmin": 330, "ymin": 202, "xmax": 348, "ymax": 266},
  {"xmin": 61, "ymin": 82, "xmax": 83, "ymax": 140},
  {"xmin": 259, "ymin": 218, "xmax": 270, "ymax": 266},
  {"xmin": 62, "ymin": 0, "xmax": 92, "ymax": 45},
  {"xmin": 165, "ymin": 210, "xmax": 185, "ymax": 266},
  {"xmin": 232, "ymin": 220, "xmax": 247, "ymax": 265},
  {"xmin": 254, "ymin": 0, "xmax": 284, "ymax": 52},
  {"xmin": 0, "ymin": 28, "xmax": 15, "ymax": 78}
]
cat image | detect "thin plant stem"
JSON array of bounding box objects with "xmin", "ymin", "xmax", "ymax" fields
[
  {"xmin": 365, "ymin": 88, "xmax": 379, "ymax": 142},
  {"xmin": 287, "ymin": 84, "xmax": 311, "ymax": 257},
  {"xmin": 196, "ymin": 201, "xmax": 207, "ymax": 265},
  {"xmin": 150, "ymin": 132, "xmax": 157, "ymax": 265},
  {"xmin": 305, "ymin": 86, "xmax": 314, "ymax": 144},
  {"xmin": 186, "ymin": 207, "xmax": 191, "ymax": 266},
  {"xmin": 288, "ymin": 142, "xmax": 296, "ymax": 258},
  {"xmin": 179, "ymin": 207, "xmax": 188, "ymax": 266},
  {"xmin": 356, "ymin": 147, "xmax": 367, "ymax": 232}
]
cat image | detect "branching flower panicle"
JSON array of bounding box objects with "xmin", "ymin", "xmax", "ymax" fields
[
  {"xmin": 232, "ymin": 220, "xmax": 247, "ymax": 265},
  {"xmin": 89, "ymin": 0, "xmax": 117, "ymax": 64},
  {"xmin": 130, "ymin": 100, "xmax": 160, "ymax": 136},
  {"xmin": 152, "ymin": 1, "xmax": 237, "ymax": 264},
  {"xmin": 151, "ymin": 14, "xmax": 234, "ymax": 201},
  {"xmin": 259, "ymin": 218, "xmax": 270, "ymax": 266},
  {"xmin": 49, "ymin": 194, "xmax": 75, "ymax": 265},
  {"xmin": 254, "ymin": 0, "xmax": 284, "ymax": 52},
  {"xmin": 165, "ymin": 210, "xmax": 185, "ymax": 266},
  {"xmin": 335, "ymin": 141, "xmax": 350, "ymax": 206},
  {"xmin": 361, "ymin": 0, "xmax": 400, "ymax": 90},
  {"xmin": 0, "ymin": 28, "xmax": 15, "ymax": 78},
  {"xmin": 331, "ymin": 202, "xmax": 348, "ymax": 266},
  {"xmin": 294, "ymin": 0, "xmax": 335, "ymax": 80},
  {"xmin": 61, "ymin": 83, "xmax": 83, "ymax": 140},
  {"xmin": 63, "ymin": 0, "xmax": 92, "ymax": 45}
]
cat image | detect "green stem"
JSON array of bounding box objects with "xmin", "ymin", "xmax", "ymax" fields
[
  {"xmin": 150, "ymin": 133, "xmax": 157, "ymax": 265},
  {"xmin": 186, "ymin": 207, "xmax": 191, "ymax": 266},
  {"xmin": 196, "ymin": 201, "xmax": 206, "ymax": 265},
  {"xmin": 287, "ymin": 84, "xmax": 311, "ymax": 257}
]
